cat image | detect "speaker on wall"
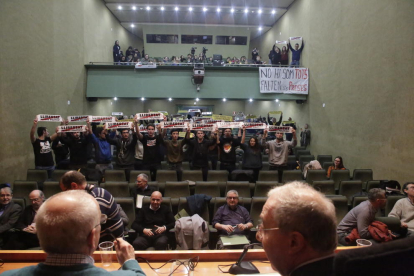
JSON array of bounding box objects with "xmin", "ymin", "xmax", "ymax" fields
[
  {"xmin": 87, "ymin": 97, "xmax": 98, "ymax": 102},
  {"xmin": 296, "ymin": 100, "xmax": 306, "ymax": 104}
]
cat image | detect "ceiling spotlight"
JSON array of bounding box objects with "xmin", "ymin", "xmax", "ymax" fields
[
  {"xmin": 160, "ymin": 6, "xmax": 165, "ymax": 11},
  {"xmin": 131, "ymin": 24, "xmax": 135, "ymax": 28},
  {"xmin": 271, "ymin": 9, "xmax": 276, "ymax": 14},
  {"xmin": 188, "ymin": 7, "xmax": 193, "ymax": 11},
  {"xmin": 244, "ymin": 8, "xmax": 248, "ymax": 13},
  {"xmin": 118, "ymin": 5, "xmax": 122, "ymax": 10},
  {"xmin": 132, "ymin": 6, "xmax": 136, "ymax": 10},
  {"xmin": 168, "ymin": 98, "xmax": 172, "ymax": 101},
  {"xmin": 196, "ymin": 98, "xmax": 199, "ymax": 102},
  {"xmin": 146, "ymin": 6, "xmax": 150, "ymax": 10},
  {"xmin": 217, "ymin": 8, "xmax": 221, "ymax": 12},
  {"xmin": 258, "ymin": 9, "xmax": 262, "ymax": 14},
  {"xmin": 223, "ymin": 98, "xmax": 227, "ymax": 102},
  {"xmin": 114, "ymin": 97, "xmax": 118, "ymax": 101},
  {"xmin": 141, "ymin": 97, "xmax": 145, "ymax": 101},
  {"xmin": 249, "ymin": 98, "xmax": 253, "ymax": 102},
  {"xmin": 174, "ymin": 7, "xmax": 179, "ymax": 11},
  {"xmin": 258, "ymin": 27, "xmax": 262, "ymax": 31},
  {"xmin": 230, "ymin": 8, "xmax": 235, "ymax": 13},
  {"xmin": 275, "ymin": 99, "xmax": 279, "ymax": 102},
  {"xmin": 203, "ymin": 7, "xmax": 208, "ymax": 12}
]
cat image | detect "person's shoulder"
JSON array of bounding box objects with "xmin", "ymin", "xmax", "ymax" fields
[
  {"xmin": 237, "ymin": 205, "xmax": 249, "ymax": 213},
  {"xmin": 0, "ymin": 265, "xmax": 37, "ymax": 276}
]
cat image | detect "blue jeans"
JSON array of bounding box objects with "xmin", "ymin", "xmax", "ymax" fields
[
  {"xmin": 290, "ymin": 60, "xmax": 300, "ymax": 67},
  {"xmin": 35, "ymin": 166, "xmax": 55, "ymax": 179}
]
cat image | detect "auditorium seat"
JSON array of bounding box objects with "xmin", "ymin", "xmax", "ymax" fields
[
  {"xmin": 100, "ymin": 181, "xmax": 130, "ymax": 197},
  {"xmin": 316, "ymin": 155, "xmax": 332, "ymax": 166},
  {"xmin": 182, "ymin": 170, "xmax": 203, "ymax": 182},
  {"xmin": 352, "ymin": 196, "xmax": 368, "ymax": 208},
  {"xmin": 292, "ymin": 146, "xmax": 306, "ymax": 156},
  {"xmin": 258, "ymin": 171, "xmax": 279, "ymax": 182},
  {"xmin": 287, "ymin": 155, "xmax": 296, "ymax": 164},
  {"xmin": 254, "ymin": 181, "xmax": 280, "ymax": 197},
  {"xmin": 305, "ymin": 169, "xmax": 327, "ymax": 184},
  {"xmin": 298, "ymin": 155, "xmax": 315, "ymax": 168},
  {"xmin": 12, "ymin": 181, "xmax": 38, "ymax": 204},
  {"xmin": 366, "ymin": 180, "xmax": 381, "ymax": 191},
  {"xmin": 161, "ymin": 161, "xmax": 168, "ymax": 170},
  {"xmin": 104, "ymin": 170, "xmax": 126, "ymax": 182},
  {"xmin": 326, "ymin": 195, "xmax": 348, "ymax": 223},
  {"xmin": 194, "ymin": 181, "xmax": 220, "ymax": 197},
  {"xmin": 312, "ymin": 180, "xmax": 335, "ymax": 195},
  {"xmin": 177, "ymin": 197, "xmax": 210, "ymax": 223},
  {"xmin": 114, "ymin": 197, "xmax": 135, "ymax": 233},
  {"xmin": 182, "ymin": 161, "xmax": 191, "ymax": 170},
  {"xmin": 156, "ymin": 170, "xmax": 178, "ymax": 183},
  {"xmin": 281, "ymin": 170, "xmax": 303, "ymax": 183},
  {"xmin": 330, "ymin": 169, "xmax": 351, "ymax": 191},
  {"xmin": 51, "ymin": 170, "xmax": 69, "ymax": 181},
  {"xmin": 296, "ymin": 150, "xmax": 311, "ymax": 160},
  {"xmin": 207, "ymin": 170, "xmax": 228, "ymax": 196},
  {"xmin": 42, "ymin": 181, "xmax": 61, "ymax": 198},
  {"xmin": 12, "ymin": 197, "xmax": 26, "ymax": 209},
  {"xmin": 225, "ymin": 181, "xmax": 251, "ymax": 198},
  {"xmin": 339, "ymin": 180, "xmax": 363, "ymax": 205},
  {"xmin": 261, "ymin": 161, "xmax": 270, "ymax": 171},
  {"xmin": 164, "ymin": 181, "xmax": 190, "ymax": 214},
  {"xmin": 385, "ymin": 195, "xmax": 405, "ymax": 216},
  {"xmin": 323, "ymin": 162, "xmax": 334, "ymax": 173},
  {"xmin": 26, "ymin": 169, "xmax": 48, "ymax": 183},
  {"xmin": 129, "ymin": 170, "xmax": 151, "ymax": 183},
  {"xmin": 249, "ymin": 197, "xmax": 268, "ymax": 243},
  {"xmin": 352, "ymin": 169, "xmax": 373, "ymax": 190}
]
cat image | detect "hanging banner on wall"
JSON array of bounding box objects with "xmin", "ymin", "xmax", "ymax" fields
[
  {"xmin": 36, "ymin": 114, "xmax": 63, "ymax": 122},
  {"xmin": 259, "ymin": 67, "xmax": 309, "ymax": 94},
  {"xmin": 58, "ymin": 125, "xmax": 86, "ymax": 133}
]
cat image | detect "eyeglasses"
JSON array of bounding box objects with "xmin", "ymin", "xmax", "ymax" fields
[
  {"xmin": 30, "ymin": 198, "xmax": 42, "ymax": 203},
  {"xmin": 256, "ymin": 223, "xmax": 280, "ymax": 241},
  {"xmin": 226, "ymin": 197, "xmax": 239, "ymax": 200}
]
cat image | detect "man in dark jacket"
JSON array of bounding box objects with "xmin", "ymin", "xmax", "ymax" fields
[{"xmin": 0, "ymin": 186, "xmax": 22, "ymax": 247}]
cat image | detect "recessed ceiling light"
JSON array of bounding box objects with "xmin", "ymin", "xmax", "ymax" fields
[
  {"xmin": 196, "ymin": 98, "xmax": 199, "ymax": 102},
  {"xmin": 174, "ymin": 7, "xmax": 179, "ymax": 11},
  {"xmin": 114, "ymin": 97, "xmax": 118, "ymax": 101},
  {"xmin": 141, "ymin": 97, "xmax": 145, "ymax": 101},
  {"xmin": 258, "ymin": 9, "xmax": 262, "ymax": 14},
  {"xmin": 188, "ymin": 7, "xmax": 193, "ymax": 11},
  {"xmin": 258, "ymin": 27, "xmax": 262, "ymax": 31},
  {"xmin": 203, "ymin": 7, "xmax": 208, "ymax": 12},
  {"xmin": 132, "ymin": 6, "xmax": 136, "ymax": 10},
  {"xmin": 249, "ymin": 99, "xmax": 253, "ymax": 102},
  {"xmin": 118, "ymin": 5, "xmax": 122, "ymax": 10},
  {"xmin": 168, "ymin": 98, "xmax": 172, "ymax": 101},
  {"xmin": 217, "ymin": 8, "xmax": 221, "ymax": 12},
  {"xmin": 223, "ymin": 98, "xmax": 227, "ymax": 102},
  {"xmin": 160, "ymin": 6, "xmax": 165, "ymax": 11},
  {"xmin": 275, "ymin": 99, "xmax": 279, "ymax": 102},
  {"xmin": 271, "ymin": 9, "xmax": 276, "ymax": 14},
  {"xmin": 146, "ymin": 6, "xmax": 150, "ymax": 11},
  {"xmin": 131, "ymin": 24, "xmax": 135, "ymax": 28},
  {"xmin": 244, "ymin": 8, "xmax": 248, "ymax": 13},
  {"xmin": 230, "ymin": 8, "xmax": 235, "ymax": 13}
]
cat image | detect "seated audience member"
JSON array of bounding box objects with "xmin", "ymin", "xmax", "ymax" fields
[
  {"xmin": 212, "ymin": 190, "xmax": 253, "ymax": 238},
  {"xmin": 131, "ymin": 174, "xmax": 157, "ymax": 206},
  {"xmin": 4, "ymin": 190, "xmax": 44, "ymax": 250},
  {"xmin": 1, "ymin": 190, "xmax": 145, "ymax": 276},
  {"xmin": 126, "ymin": 46, "xmax": 134, "ymax": 58},
  {"xmin": 0, "ymin": 185, "xmax": 22, "ymax": 248},
  {"xmin": 87, "ymin": 121, "xmax": 113, "ymax": 175},
  {"xmin": 60, "ymin": 171, "xmax": 124, "ymax": 242},
  {"xmin": 226, "ymin": 57, "xmax": 232, "ymax": 64},
  {"xmin": 30, "ymin": 119, "xmax": 58, "ymax": 178},
  {"xmin": 134, "ymin": 48, "xmax": 141, "ymax": 58},
  {"xmin": 132, "ymin": 191, "xmax": 174, "ymax": 250},
  {"xmin": 327, "ymin": 156, "xmax": 346, "ymax": 177},
  {"xmin": 162, "ymin": 56, "xmax": 170, "ymax": 63},
  {"xmin": 337, "ymin": 188, "xmax": 387, "ymax": 246},
  {"xmin": 258, "ymin": 182, "xmax": 337, "ymax": 276},
  {"xmin": 303, "ymin": 160, "xmax": 322, "ymax": 178},
  {"xmin": 254, "ymin": 55, "xmax": 264, "ymax": 64},
  {"xmin": 120, "ymin": 55, "xmax": 127, "ymax": 63},
  {"xmin": 141, "ymin": 54, "xmax": 151, "ymax": 62},
  {"xmin": 240, "ymin": 56, "xmax": 247, "ymax": 64},
  {"xmin": 388, "ymin": 182, "xmax": 414, "ymax": 234}
]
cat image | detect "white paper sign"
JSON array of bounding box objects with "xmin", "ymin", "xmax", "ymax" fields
[
  {"xmin": 105, "ymin": 122, "xmax": 133, "ymax": 129},
  {"xmin": 36, "ymin": 114, "xmax": 63, "ymax": 122},
  {"xmin": 58, "ymin": 125, "xmax": 87, "ymax": 133},
  {"xmin": 243, "ymin": 122, "xmax": 267, "ymax": 129},
  {"xmin": 217, "ymin": 122, "xmax": 243, "ymax": 129},
  {"xmin": 289, "ymin": 36, "xmax": 302, "ymax": 41},
  {"xmin": 259, "ymin": 67, "xmax": 309, "ymax": 94},
  {"xmin": 67, "ymin": 116, "xmax": 89, "ymax": 122},
  {"xmin": 267, "ymin": 126, "xmax": 291, "ymax": 133},
  {"xmin": 88, "ymin": 116, "xmax": 115, "ymax": 123},
  {"xmin": 190, "ymin": 123, "xmax": 217, "ymax": 131},
  {"xmin": 136, "ymin": 112, "xmax": 164, "ymax": 120},
  {"xmin": 135, "ymin": 63, "xmax": 157, "ymax": 69},
  {"xmin": 136, "ymin": 195, "xmax": 145, "ymax": 208},
  {"xmin": 276, "ymin": 40, "xmax": 288, "ymax": 44},
  {"xmin": 161, "ymin": 121, "xmax": 189, "ymax": 129}
]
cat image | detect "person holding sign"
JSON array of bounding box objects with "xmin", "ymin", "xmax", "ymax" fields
[
  {"xmin": 240, "ymin": 126, "xmax": 265, "ymax": 181},
  {"xmin": 217, "ymin": 128, "xmax": 242, "ymax": 175},
  {"xmin": 288, "ymin": 40, "xmax": 304, "ymax": 67},
  {"xmin": 137, "ymin": 123, "xmax": 163, "ymax": 181},
  {"xmin": 268, "ymin": 112, "xmax": 283, "ymax": 126},
  {"xmin": 30, "ymin": 119, "xmax": 58, "ymax": 179},
  {"xmin": 87, "ymin": 120, "xmax": 113, "ymax": 174},
  {"xmin": 281, "ymin": 45, "xmax": 289, "ymax": 66},
  {"xmin": 160, "ymin": 128, "xmax": 188, "ymax": 181},
  {"xmin": 262, "ymin": 127, "xmax": 297, "ymax": 182}
]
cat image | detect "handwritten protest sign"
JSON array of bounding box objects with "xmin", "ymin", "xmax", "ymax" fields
[{"xmin": 259, "ymin": 67, "xmax": 308, "ymax": 94}]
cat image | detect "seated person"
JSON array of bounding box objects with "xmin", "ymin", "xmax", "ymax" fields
[
  {"xmin": 303, "ymin": 160, "xmax": 322, "ymax": 178},
  {"xmin": 327, "ymin": 156, "xmax": 346, "ymax": 177},
  {"xmin": 388, "ymin": 181, "xmax": 414, "ymax": 235},
  {"xmin": 212, "ymin": 190, "xmax": 253, "ymax": 238},
  {"xmin": 132, "ymin": 191, "xmax": 174, "ymax": 250},
  {"xmin": 4, "ymin": 190, "xmax": 45, "ymax": 250},
  {"xmin": 0, "ymin": 185, "xmax": 22, "ymax": 248},
  {"xmin": 337, "ymin": 188, "xmax": 387, "ymax": 246},
  {"xmin": 130, "ymin": 173, "xmax": 157, "ymax": 206}
]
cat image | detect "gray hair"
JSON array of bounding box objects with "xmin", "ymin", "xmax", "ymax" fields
[
  {"xmin": 137, "ymin": 173, "xmax": 148, "ymax": 182},
  {"xmin": 267, "ymin": 181, "xmax": 337, "ymax": 254},
  {"xmin": 367, "ymin": 188, "xmax": 385, "ymax": 201},
  {"xmin": 227, "ymin": 190, "xmax": 239, "ymax": 197},
  {"xmin": 30, "ymin": 189, "xmax": 44, "ymax": 198},
  {"xmin": 36, "ymin": 190, "xmax": 99, "ymax": 254},
  {"xmin": 0, "ymin": 187, "xmax": 12, "ymax": 195}
]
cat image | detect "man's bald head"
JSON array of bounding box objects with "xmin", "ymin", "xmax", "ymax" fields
[
  {"xmin": 150, "ymin": 191, "xmax": 162, "ymax": 210},
  {"xmin": 29, "ymin": 189, "xmax": 44, "ymax": 210},
  {"xmin": 36, "ymin": 190, "xmax": 100, "ymax": 255}
]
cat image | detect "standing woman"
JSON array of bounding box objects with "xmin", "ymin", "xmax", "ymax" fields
[
  {"xmin": 113, "ymin": 40, "xmax": 121, "ymax": 62},
  {"xmin": 327, "ymin": 156, "xmax": 346, "ymax": 177},
  {"xmin": 240, "ymin": 126, "xmax": 264, "ymax": 181},
  {"xmin": 281, "ymin": 45, "xmax": 289, "ymax": 66}
]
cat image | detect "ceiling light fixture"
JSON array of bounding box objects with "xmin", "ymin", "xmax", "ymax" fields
[
  {"xmin": 196, "ymin": 98, "xmax": 199, "ymax": 102},
  {"xmin": 203, "ymin": 7, "xmax": 208, "ymax": 12},
  {"xmin": 160, "ymin": 6, "xmax": 165, "ymax": 11},
  {"xmin": 174, "ymin": 7, "xmax": 179, "ymax": 11},
  {"xmin": 271, "ymin": 9, "xmax": 276, "ymax": 14},
  {"xmin": 168, "ymin": 98, "xmax": 172, "ymax": 101},
  {"xmin": 258, "ymin": 9, "xmax": 262, "ymax": 14},
  {"xmin": 217, "ymin": 8, "xmax": 221, "ymax": 12},
  {"xmin": 146, "ymin": 6, "xmax": 150, "ymax": 11},
  {"xmin": 118, "ymin": 5, "xmax": 122, "ymax": 10},
  {"xmin": 249, "ymin": 99, "xmax": 253, "ymax": 102},
  {"xmin": 141, "ymin": 97, "xmax": 145, "ymax": 101},
  {"xmin": 244, "ymin": 8, "xmax": 248, "ymax": 13},
  {"xmin": 131, "ymin": 24, "xmax": 135, "ymax": 28},
  {"xmin": 114, "ymin": 97, "xmax": 118, "ymax": 101},
  {"xmin": 230, "ymin": 8, "xmax": 235, "ymax": 13},
  {"xmin": 188, "ymin": 7, "xmax": 193, "ymax": 11},
  {"xmin": 275, "ymin": 99, "xmax": 279, "ymax": 102},
  {"xmin": 223, "ymin": 98, "xmax": 227, "ymax": 102},
  {"xmin": 132, "ymin": 6, "xmax": 136, "ymax": 10},
  {"xmin": 258, "ymin": 27, "xmax": 262, "ymax": 31}
]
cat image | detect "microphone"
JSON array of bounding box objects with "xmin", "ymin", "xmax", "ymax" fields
[{"xmin": 229, "ymin": 243, "xmax": 262, "ymax": 274}]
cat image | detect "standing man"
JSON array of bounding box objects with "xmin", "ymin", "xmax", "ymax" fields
[
  {"xmin": 388, "ymin": 182, "xmax": 414, "ymax": 235},
  {"xmin": 0, "ymin": 186, "xmax": 22, "ymax": 248},
  {"xmin": 30, "ymin": 118, "xmax": 58, "ymax": 178},
  {"xmin": 216, "ymin": 128, "xmax": 241, "ymax": 175},
  {"xmin": 1, "ymin": 190, "xmax": 145, "ymax": 276},
  {"xmin": 132, "ymin": 191, "xmax": 175, "ymax": 250},
  {"xmin": 60, "ymin": 171, "xmax": 124, "ymax": 242},
  {"xmin": 337, "ymin": 188, "xmax": 387, "ymax": 246},
  {"xmin": 258, "ymin": 182, "xmax": 337, "ymax": 276},
  {"xmin": 300, "ymin": 124, "xmax": 311, "ymax": 148},
  {"xmin": 288, "ymin": 40, "xmax": 304, "ymax": 67},
  {"xmin": 4, "ymin": 190, "xmax": 45, "ymax": 249},
  {"xmin": 262, "ymin": 127, "xmax": 297, "ymax": 182},
  {"xmin": 160, "ymin": 128, "xmax": 188, "ymax": 181},
  {"xmin": 87, "ymin": 121, "xmax": 113, "ymax": 175},
  {"xmin": 59, "ymin": 124, "xmax": 90, "ymax": 171},
  {"xmin": 137, "ymin": 123, "xmax": 163, "ymax": 181}
]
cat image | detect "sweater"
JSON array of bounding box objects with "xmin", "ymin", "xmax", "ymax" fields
[{"xmin": 388, "ymin": 197, "xmax": 414, "ymax": 231}]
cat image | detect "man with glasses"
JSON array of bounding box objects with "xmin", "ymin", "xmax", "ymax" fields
[
  {"xmin": 4, "ymin": 190, "xmax": 45, "ymax": 249},
  {"xmin": 257, "ymin": 182, "xmax": 337, "ymax": 276},
  {"xmin": 0, "ymin": 185, "xmax": 22, "ymax": 248},
  {"xmin": 131, "ymin": 174, "xmax": 157, "ymax": 206},
  {"xmin": 337, "ymin": 188, "xmax": 387, "ymax": 246},
  {"xmin": 2, "ymin": 190, "xmax": 145, "ymax": 276},
  {"xmin": 388, "ymin": 182, "xmax": 414, "ymax": 235}
]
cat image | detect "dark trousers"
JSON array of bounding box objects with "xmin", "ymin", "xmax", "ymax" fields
[
  {"xmin": 143, "ymin": 163, "xmax": 161, "ymax": 181},
  {"xmin": 192, "ymin": 166, "xmax": 208, "ymax": 181},
  {"xmin": 133, "ymin": 234, "xmax": 169, "ymax": 250},
  {"xmin": 134, "ymin": 159, "xmax": 144, "ymax": 170},
  {"xmin": 243, "ymin": 167, "xmax": 261, "ymax": 182},
  {"xmin": 115, "ymin": 164, "xmax": 134, "ymax": 182},
  {"xmin": 269, "ymin": 165, "xmax": 287, "ymax": 183},
  {"xmin": 220, "ymin": 163, "xmax": 237, "ymax": 179},
  {"xmin": 209, "ymin": 155, "xmax": 218, "ymax": 170},
  {"xmin": 4, "ymin": 232, "xmax": 40, "ymax": 250},
  {"xmin": 169, "ymin": 162, "xmax": 183, "ymax": 181}
]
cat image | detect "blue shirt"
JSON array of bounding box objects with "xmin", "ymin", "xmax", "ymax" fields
[{"xmin": 90, "ymin": 133, "xmax": 112, "ymax": 164}]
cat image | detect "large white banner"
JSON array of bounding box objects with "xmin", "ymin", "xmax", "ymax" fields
[{"xmin": 259, "ymin": 67, "xmax": 309, "ymax": 94}]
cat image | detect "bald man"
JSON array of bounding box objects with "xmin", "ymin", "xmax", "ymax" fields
[
  {"xmin": 257, "ymin": 182, "xmax": 337, "ymax": 276},
  {"xmin": 132, "ymin": 191, "xmax": 175, "ymax": 250},
  {"xmin": 2, "ymin": 190, "xmax": 145, "ymax": 275},
  {"xmin": 4, "ymin": 190, "xmax": 44, "ymax": 249}
]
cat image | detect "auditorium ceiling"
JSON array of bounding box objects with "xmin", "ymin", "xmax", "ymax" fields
[{"xmin": 104, "ymin": 0, "xmax": 295, "ymax": 39}]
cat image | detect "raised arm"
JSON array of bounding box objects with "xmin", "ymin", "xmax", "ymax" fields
[
  {"xmin": 135, "ymin": 117, "xmax": 144, "ymax": 140},
  {"xmin": 241, "ymin": 125, "xmax": 246, "ymax": 144},
  {"xmin": 277, "ymin": 112, "xmax": 283, "ymax": 126},
  {"xmin": 30, "ymin": 119, "xmax": 37, "ymax": 143}
]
